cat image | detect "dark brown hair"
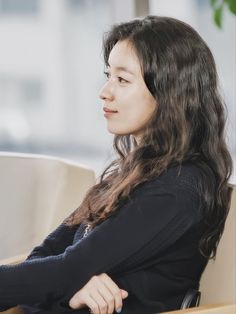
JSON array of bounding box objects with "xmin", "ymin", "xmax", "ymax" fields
[{"xmin": 66, "ymin": 16, "xmax": 232, "ymax": 259}]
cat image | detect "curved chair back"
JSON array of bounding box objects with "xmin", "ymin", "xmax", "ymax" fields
[
  {"xmin": 199, "ymin": 185, "xmax": 236, "ymax": 304},
  {"xmin": 0, "ymin": 152, "xmax": 95, "ymax": 260}
]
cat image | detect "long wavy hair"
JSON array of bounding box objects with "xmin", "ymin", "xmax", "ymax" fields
[{"xmin": 66, "ymin": 16, "xmax": 232, "ymax": 259}]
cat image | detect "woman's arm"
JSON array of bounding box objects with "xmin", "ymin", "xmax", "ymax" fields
[
  {"xmin": 0, "ymin": 181, "xmax": 199, "ymax": 309},
  {"xmin": 0, "ymin": 223, "xmax": 80, "ymax": 312},
  {"xmin": 26, "ymin": 222, "xmax": 80, "ymax": 260}
]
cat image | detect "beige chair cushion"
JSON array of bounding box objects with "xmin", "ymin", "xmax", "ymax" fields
[
  {"xmin": 0, "ymin": 152, "xmax": 95, "ymax": 260},
  {"xmin": 200, "ymin": 185, "xmax": 236, "ymax": 304}
]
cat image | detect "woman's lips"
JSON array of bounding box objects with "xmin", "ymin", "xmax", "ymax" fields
[{"xmin": 103, "ymin": 107, "xmax": 118, "ymax": 117}]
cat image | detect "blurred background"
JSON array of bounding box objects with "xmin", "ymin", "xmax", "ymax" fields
[{"xmin": 0, "ymin": 0, "xmax": 235, "ymax": 181}]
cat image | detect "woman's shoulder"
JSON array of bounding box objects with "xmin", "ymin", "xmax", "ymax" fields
[
  {"xmin": 161, "ymin": 161, "xmax": 203, "ymax": 188},
  {"xmin": 127, "ymin": 161, "xmax": 216, "ymax": 214},
  {"xmin": 148, "ymin": 162, "xmax": 202, "ymax": 186},
  {"xmin": 162, "ymin": 161, "xmax": 200, "ymax": 176},
  {"xmin": 135, "ymin": 161, "xmax": 205, "ymax": 199},
  {"xmin": 127, "ymin": 162, "xmax": 205, "ymax": 222}
]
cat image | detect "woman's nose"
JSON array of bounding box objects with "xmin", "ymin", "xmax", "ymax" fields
[{"xmin": 99, "ymin": 82, "xmax": 114, "ymax": 101}]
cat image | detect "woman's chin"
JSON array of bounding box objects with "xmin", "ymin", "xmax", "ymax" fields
[{"xmin": 107, "ymin": 127, "xmax": 129, "ymax": 136}]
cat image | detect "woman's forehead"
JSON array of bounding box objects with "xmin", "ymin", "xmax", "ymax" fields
[{"xmin": 108, "ymin": 40, "xmax": 141, "ymax": 74}]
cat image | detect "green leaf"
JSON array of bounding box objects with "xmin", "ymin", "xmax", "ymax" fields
[
  {"xmin": 214, "ymin": 6, "xmax": 223, "ymax": 28},
  {"xmin": 228, "ymin": 0, "xmax": 236, "ymax": 14},
  {"xmin": 211, "ymin": 0, "xmax": 218, "ymax": 7}
]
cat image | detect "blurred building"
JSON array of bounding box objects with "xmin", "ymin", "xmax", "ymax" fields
[{"xmin": 0, "ymin": 0, "xmax": 112, "ymax": 175}]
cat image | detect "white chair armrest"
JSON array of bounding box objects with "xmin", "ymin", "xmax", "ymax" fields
[{"xmin": 161, "ymin": 303, "xmax": 236, "ymax": 314}]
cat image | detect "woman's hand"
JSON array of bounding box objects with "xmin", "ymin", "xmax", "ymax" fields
[{"xmin": 69, "ymin": 273, "xmax": 128, "ymax": 314}]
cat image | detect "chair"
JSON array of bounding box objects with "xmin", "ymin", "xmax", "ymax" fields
[
  {"xmin": 0, "ymin": 307, "xmax": 23, "ymax": 314},
  {"xmin": 162, "ymin": 303, "xmax": 236, "ymax": 313},
  {"xmin": 199, "ymin": 184, "xmax": 236, "ymax": 305},
  {"xmin": 0, "ymin": 152, "xmax": 96, "ymax": 261}
]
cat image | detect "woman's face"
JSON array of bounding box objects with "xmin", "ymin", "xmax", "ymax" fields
[{"xmin": 99, "ymin": 40, "xmax": 156, "ymax": 143}]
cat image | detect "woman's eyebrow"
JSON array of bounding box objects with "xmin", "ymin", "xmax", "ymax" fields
[{"xmin": 107, "ymin": 63, "xmax": 135, "ymax": 75}]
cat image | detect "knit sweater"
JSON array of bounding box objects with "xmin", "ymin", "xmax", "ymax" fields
[{"xmin": 0, "ymin": 163, "xmax": 208, "ymax": 313}]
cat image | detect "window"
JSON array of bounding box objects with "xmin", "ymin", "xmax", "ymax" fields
[
  {"xmin": 0, "ymin": 76, "xmax": 43, "ymax": 109},
  {"xmin": 0, "ymin": 0, "xmax": 39, "ymax": 14}
]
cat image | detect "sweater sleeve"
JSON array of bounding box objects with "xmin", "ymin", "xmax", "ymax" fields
[
  {"xmin": 26, "ymin": 222, "xmax": 79, "ymax": 260},
  {"xmin": 0, "ymin": 181, "xmax": 199, "ymax": 309}
]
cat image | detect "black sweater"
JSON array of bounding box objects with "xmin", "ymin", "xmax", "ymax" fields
[{"xmin": 0, "ymin": 163, "xmax": 208, "ymax": 313}]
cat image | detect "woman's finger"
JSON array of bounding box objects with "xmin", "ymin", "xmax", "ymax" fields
[
  {"xmin": 89, "ymin": 287, "xmax": 110, "ymax": 314},
  {"xmin": 99, "ymin": 273, "xmax": 128, "ymax": 313},
  {"xmin": 69, "ymin": 289, "xmax": 100, "ymax": 314},
  {"xmin": 85, "ymin": 295, "xmax": 101, "ymax": 314},
  {"xmin": 69, "ymin": 273, "xmax": 129, "ymax": 313},
  {"xmin": 92, "ymin": 275, "xmax": 116, "ymax": 313}
]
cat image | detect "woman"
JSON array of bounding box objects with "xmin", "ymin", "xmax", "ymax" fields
[{"xmin": 0, "ymin": 16, "xmax": 232, "ymax": 314}]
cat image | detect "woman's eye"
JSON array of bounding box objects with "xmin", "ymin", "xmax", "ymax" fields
[
  {"xmin": 118, "ymin": 77, "xmax": 128, "ymax": 83},
  {"xmin": 103, "ymin": 72, "xmax": 128, "ymax": 84}
]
